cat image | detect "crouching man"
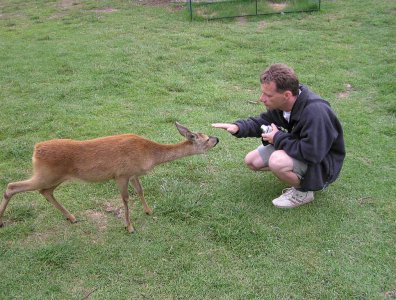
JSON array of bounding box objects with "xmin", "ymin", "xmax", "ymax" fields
[{"xmin": 212, "ymin": 63, "xmax": 345, "ymax": 208}]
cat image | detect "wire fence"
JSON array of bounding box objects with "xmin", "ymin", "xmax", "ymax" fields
[{"xmin": 188, "ymin": 0, "xmax": 321, "ymax": 21}]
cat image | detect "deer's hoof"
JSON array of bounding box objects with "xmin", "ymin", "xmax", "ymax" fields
[
  {"xmin": 0, "ymin": 221, "xmax": 4, "ymax": 228},
  {"xmin": 126, "ymin": 225, "xmax": 135, "ymax": 234},
  {"xmin": 68, "ymin": 215, "xmax": 77, "ymax": 223}
]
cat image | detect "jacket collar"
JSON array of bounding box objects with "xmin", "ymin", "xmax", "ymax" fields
[{"xmin": 290, "ymin": 84, "xmax": 309, "ymax": 122}]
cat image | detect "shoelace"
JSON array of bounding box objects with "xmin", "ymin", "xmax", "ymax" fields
[
  {"xmin": 282, "ymin": 187, "xmax": 308, "ymax": 204},
  {"xmin": 281, "ymin": 187, "xmax": 294, "ymax": 196},
  {"xmin": 291, "ymin": 191, "xmax": 311, "ymax": 204}
]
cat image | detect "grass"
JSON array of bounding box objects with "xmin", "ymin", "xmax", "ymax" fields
[{"xmin": 0, "ymin": 0, "xmax": 395, "ymax": 299}]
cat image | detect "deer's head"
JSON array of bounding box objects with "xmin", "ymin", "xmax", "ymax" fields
[{"xmin": 175, "ymin": 122, "xmax": 219, "ymax": 153}]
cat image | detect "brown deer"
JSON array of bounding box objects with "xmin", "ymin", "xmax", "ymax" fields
[{"xmin": 0, "ymin": 122, "xmax": 219, "ymax": 233}]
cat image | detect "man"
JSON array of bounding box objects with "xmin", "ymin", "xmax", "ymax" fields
[{"xmin": 212, "ymin": 64, "xmax": 345, "ymax": 208}]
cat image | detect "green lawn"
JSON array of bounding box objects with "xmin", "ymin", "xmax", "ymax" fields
[{"xmin": 0, "ymin": 0, "xmax": 395, "ymax": 299}]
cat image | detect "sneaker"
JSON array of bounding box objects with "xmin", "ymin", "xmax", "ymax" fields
[{"xmin": 272, "ymin": 187, "xmax": 314, "ymax": 208}]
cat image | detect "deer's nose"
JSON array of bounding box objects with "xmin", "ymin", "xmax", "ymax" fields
[{"xmin": 213, "ymin": 137, "xmax": 219, "ymax": 146}]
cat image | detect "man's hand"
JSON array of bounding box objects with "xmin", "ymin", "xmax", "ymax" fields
[
  {"xmin": 262, "ymin": 123, "xmax": 279, "ymax": 144},
  {"xmin": 212, "ymin": 123, "xmax": 239, "ymax": 134}
]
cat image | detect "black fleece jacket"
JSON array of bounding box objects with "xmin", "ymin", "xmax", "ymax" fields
[{"xmin": 233, "ymin": 85, "xmax": 345, "ymax": 191}]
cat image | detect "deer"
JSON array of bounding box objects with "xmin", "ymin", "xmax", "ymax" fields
[{"xmin": 0, "ymin": 122, "xmax": 219, "ymax": 233}]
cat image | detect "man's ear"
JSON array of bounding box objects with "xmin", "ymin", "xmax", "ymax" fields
[{"xmin": 284, "ymin": 90, "xmax": 294, "ymax": 99}]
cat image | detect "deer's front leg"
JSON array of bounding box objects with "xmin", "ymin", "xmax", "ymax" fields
[
  {"xmin": 116, "ymin": 177, "xmax": 134, "ymax": 233},
  {"xmin": 131, "ymin": 177, "xmax": 152, "ymax": 215}
]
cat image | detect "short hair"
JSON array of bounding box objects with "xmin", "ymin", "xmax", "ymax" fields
[{"xmin": 260, "ymin": 64, "xmax": 299, "ymax": 96}]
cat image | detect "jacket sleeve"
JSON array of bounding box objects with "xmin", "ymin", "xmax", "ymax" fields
[
  {"xmin": 274, "ymin": 103, "xmax": 339, "ymax": 164},
  {"xmin": 233, "ymin": 112, "xmax": 275, "ymax": 138}
]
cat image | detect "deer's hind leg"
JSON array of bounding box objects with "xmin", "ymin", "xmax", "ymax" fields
[
  {"xmin": 0, "ymin": 190, "xmax": 13, "ymax": 227},
  {"xmin": 0, "ymin": 177, "xmax": 46, "ymax": 227},
  {"xmin": 39, "ymin": 185, "xmax": 76, "ymax": 223},
  {"xmin": 116, "ymin": 177, "xmax": 134, "ymax": 233}
]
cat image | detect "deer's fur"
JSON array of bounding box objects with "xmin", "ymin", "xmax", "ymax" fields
[{"xmin": 0, "ymin": 122, "xmax": 219, "ymax": 233}]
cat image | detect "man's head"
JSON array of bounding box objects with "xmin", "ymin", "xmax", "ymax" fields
[
  {"xmin": 259, "ymin": 64, "xmax": 299, "ymax": 111},
  {"xmin": 260, "ymin": 64, "xmax": 299, "ymax": 95}
]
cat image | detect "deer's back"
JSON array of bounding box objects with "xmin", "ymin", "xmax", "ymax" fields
[{"xmin": 33, "ymin": 134, "xmax": 157, "ymax": 182}]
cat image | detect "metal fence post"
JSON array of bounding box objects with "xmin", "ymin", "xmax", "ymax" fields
[{"xmin": 190, "ymin": 0, "xmax": 193, "ymax": 21}]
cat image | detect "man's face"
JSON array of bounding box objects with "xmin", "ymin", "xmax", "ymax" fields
[{"xmin": 259, "ymin": 81, "xmax": 288, "ymax": 110}]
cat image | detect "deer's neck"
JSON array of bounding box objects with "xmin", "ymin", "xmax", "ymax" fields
[{"xmin": 154, "ymin": 141, "xmax": 197, "ymax": 165}]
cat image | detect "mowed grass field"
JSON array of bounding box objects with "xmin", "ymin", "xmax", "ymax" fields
[{"xmin": 0, "ymin": 0, "xmax": 395, "ymax": 299}]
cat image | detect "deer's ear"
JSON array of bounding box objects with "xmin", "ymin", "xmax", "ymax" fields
[
  {"xmin": 186, "ymin": 132, "xmax": 198, "ymax": 142},
  {"xmin": 175, "ymin": 122, "xmax": 191, "ymax": 137}
]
